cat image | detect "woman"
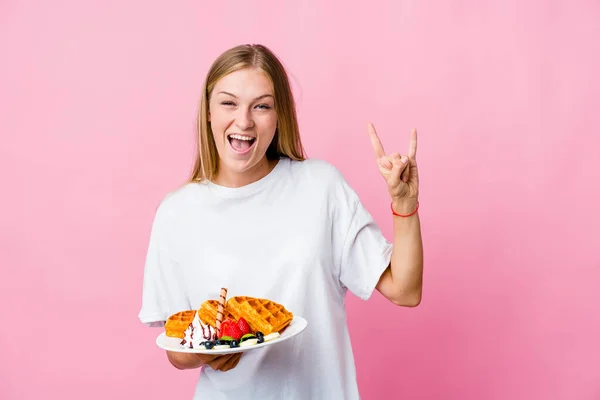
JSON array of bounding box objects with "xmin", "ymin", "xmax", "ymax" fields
[{"xmin": 138, "ymin": 44, "xmax": 423, "ymax": 399}]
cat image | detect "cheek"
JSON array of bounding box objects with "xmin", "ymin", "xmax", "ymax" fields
[
  {"xmin": 260, "ymin": 115, "xmax": 278, "ymax": 138},
  {"xmin": 209, "ymin": 111, "xmax": 228, "ymax": 135},
  {"xmin": 209, "ymin": 110, "xmax": 222, "ymax": 127}
]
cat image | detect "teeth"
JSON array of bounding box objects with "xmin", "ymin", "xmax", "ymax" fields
[{"xmin": 229, "ymin": 134, "xmax": 254, "ymax": 141}]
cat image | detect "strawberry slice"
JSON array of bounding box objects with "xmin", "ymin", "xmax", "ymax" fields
[
  {"xmin": 220, "ymin": 318, "xmax": 242, "ymax": 340},
  {"xmin": 237, "ymin": 317, "xmax": 251, "ymax": 336}
]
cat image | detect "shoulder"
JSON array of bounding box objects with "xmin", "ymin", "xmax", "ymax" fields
[
  {"xmin": 287, "ymin": 157, "xmax": 348, "ymax": 186},
  {"xmin": 287, "ymin": 157, "xmax": 360, "ymax": 205},
  {"xmin": 152, "ymin": 183, "xmax": 203, "ymax": 225}
]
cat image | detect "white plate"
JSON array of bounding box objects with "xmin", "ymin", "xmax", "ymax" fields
[{"xmin": 155, "ymin": 316, "xmax": 308, "ymax": 355}]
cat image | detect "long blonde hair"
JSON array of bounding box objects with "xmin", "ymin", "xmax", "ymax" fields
[{"xmin": 189, "ymin": 44, "xmax": 306, "ymax": 183}]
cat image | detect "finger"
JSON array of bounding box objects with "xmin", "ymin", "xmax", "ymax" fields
[
  {"xmin": 368, "ymin": 122, "xmax": 386, "ymax": 159},
  {"xmin": 388, "ymin": 153, "xmax": 402, "ymax": 170},
  {"xmin": 408, "ymin": 128, "xmax": 417, "ymax": 160},
  {"xmin": 395, "ymin": 154, "xmax": 409, "ymax": 181},
  {"xmin": 398, "ymin": 155, "xmax": 409, "ymax": 175},
  {"xmin": 379, "ymin": 156, "xmax": 393, "ymax": 171},
  {"xmin": 219, "ymin": 353, "xmax": 242, "ymax": 371},
  {"xmin": 392, "ymin": 153, "xmax": 406, "ymax": 165},
  {"xmin": 410, "ymin": 161, "xmax": 419, "ymax": 183},
  {"xmin": 229, "ymin": 353, "xmax": 242, "ymax": 369},
  {"xmin": 401, "ymin": 160, "xmax": 410, "ymax": 183},
  {"xmin": 389, "ymin": 157, "xmax": 408, "ymax": 188},
  {"xmin": 207, "ymin": 356, "xmax": 223, "ymax": 370},
  {"xmin": 208, "ymin": 355, "xmax": 231, "ymax": 371}
]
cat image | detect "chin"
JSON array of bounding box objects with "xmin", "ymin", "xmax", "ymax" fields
[{"xmin": 221, "ymin": 154, "xmax": 265, "ymax": 173}]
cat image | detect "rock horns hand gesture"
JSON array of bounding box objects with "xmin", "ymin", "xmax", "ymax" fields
[{"xmin": 368, "ymin": 122, "xmax": 419, "ymax": 204}]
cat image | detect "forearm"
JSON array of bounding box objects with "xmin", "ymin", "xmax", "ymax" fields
[{"xmin": 389, "ymin": 199, "xmax": 424, "ymax": 305}]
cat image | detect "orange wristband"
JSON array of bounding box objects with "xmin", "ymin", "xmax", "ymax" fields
[{"xmin": 391, "ymin": 201, "xmax": 419, "ymax": 217}]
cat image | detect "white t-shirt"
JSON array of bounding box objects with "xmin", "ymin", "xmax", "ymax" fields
[{"xmin": 138, "ymin": 157, "xmax": 393, "ymax": 400}]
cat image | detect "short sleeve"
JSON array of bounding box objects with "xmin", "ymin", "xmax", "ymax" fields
[
  {"xmin": 138, "ymin": 201, "xmax": 190, "ymax": 327},
  {"xmin": 331, "ymin": 170, "xmax": 393, "ymax": 301}
]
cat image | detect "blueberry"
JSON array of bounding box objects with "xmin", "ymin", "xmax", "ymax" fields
[
  {"xmin": 230, "ymin": 340, "xmax": 239, "ymax": 348},
  {"xmin": 256, "ymin": 332, "xmax": 264, "ymax": 344},
  {"xmin": 215, "ymin": 340, "xmax": 230, "ymax": 346},
  {"xmin": 203, "ymin": 341, "xmax": 214, "ymax": 350}
]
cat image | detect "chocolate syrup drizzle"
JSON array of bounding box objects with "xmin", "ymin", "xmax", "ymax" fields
[{"xmin": 180, "ymin": 320, "xmax": 215, "ymax": 348}]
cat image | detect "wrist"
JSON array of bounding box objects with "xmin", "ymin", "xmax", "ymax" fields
[{"xmin": 391, "ymin": 198, "xmax": 419, "ymax": 216}]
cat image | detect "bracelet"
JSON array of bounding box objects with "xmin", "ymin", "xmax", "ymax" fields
[{"xmin": 391, "ymin": 201, "xmax": 419, "ymax": 217}]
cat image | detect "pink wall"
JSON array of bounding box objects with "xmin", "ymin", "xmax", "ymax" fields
[{"xmin": 1, "ymin": 1, "xmax": 599, "ymax": 399}]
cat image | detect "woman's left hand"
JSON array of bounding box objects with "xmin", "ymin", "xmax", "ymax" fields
[{"xmin": 368, "ymin": 123, "xmax": 419, "ymax": 210}]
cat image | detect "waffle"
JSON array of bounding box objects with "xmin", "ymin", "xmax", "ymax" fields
[
  {"xmin": 198, "ymin": 299, "xmax": 235, "ymax": 328},
  {"xmin": 226, "ymin": 296, "xmax": 293, "ymax": 335},
  {"xmin": 165, "ymin": 310, "xmax": 196, "ymax": 339}
]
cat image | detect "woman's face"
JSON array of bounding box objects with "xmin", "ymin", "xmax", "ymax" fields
[{"xmin": 209, "ymin": 67, "xmax": 278, "ymax": 184}]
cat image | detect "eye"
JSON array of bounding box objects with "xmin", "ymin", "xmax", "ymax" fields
[
  {"xmin": 221, "ymin": 101, "xmax": 236, "ymax": 106},
  {"xmin": 255, "ymin": 104, "xmax": 271, "ymax": 110}
]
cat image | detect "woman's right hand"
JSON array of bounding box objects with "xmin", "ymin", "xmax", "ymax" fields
[{"xmin": 167, "ymin": 350, "xmax": 242, "ymax": 372}]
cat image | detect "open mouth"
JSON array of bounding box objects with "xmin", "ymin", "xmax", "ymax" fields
[{"xmin": 227, "ymin": 134, "xmax": 256, "ymax": 153}]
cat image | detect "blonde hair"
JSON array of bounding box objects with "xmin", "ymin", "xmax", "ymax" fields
[{"xmin": 189, "ymin": 44, "xmax": 306, "ymax": 183}]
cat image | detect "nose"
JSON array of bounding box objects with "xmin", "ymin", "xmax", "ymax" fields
[{"xmin": 235, "ymin": 108, "xmax": 254, "ymax": 130}]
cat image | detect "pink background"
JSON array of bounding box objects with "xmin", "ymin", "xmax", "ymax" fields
[{"xmin": 1, "ymin": 1, "xmax": 599, "ymax": 399}]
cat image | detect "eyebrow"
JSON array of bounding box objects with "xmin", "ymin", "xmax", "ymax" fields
[{"xmin": 218, "ymin": 91, "xmax": 273, "ymax": 101}]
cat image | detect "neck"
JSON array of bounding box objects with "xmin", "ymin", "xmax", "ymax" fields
[{"xmin": 213, "ymin": 158, "xmax": 278, "ymax": 188}]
